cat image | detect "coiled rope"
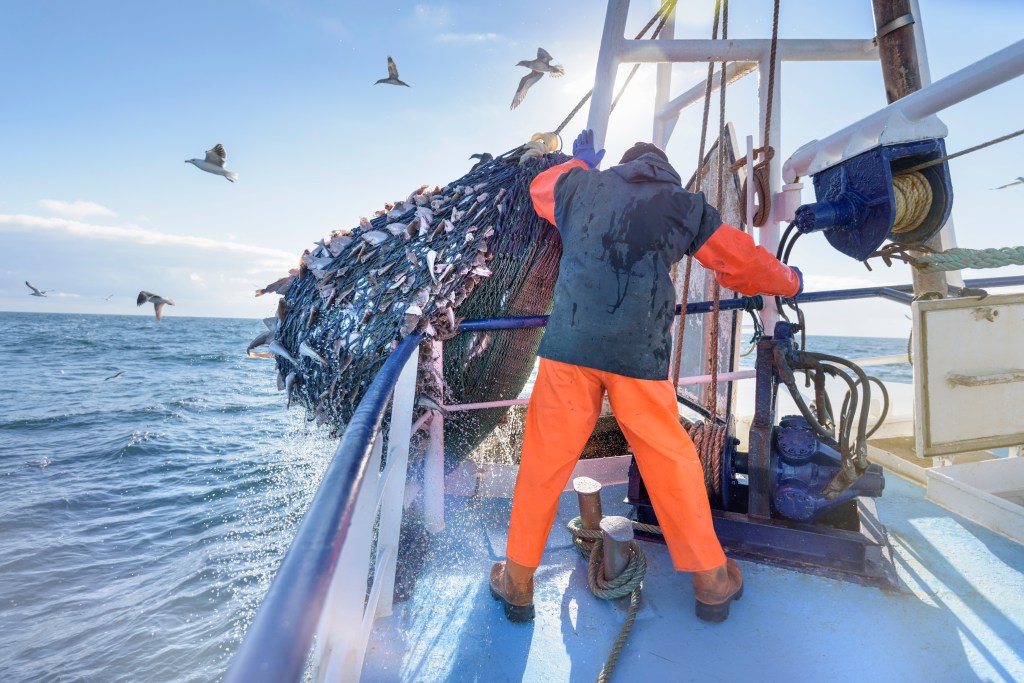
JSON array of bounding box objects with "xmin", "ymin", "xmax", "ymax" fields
[
  {"xmin": 566, "ymin": 517, "xmax": 656, "ymax": 683},
  {"xmin": 890, "ymin": 171, "xmax": 933, "ymax": 234}
]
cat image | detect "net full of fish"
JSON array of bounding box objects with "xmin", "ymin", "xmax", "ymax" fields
[{"xmin": 253, "ymin": 151, "xmax": 570, "ymax": 461}]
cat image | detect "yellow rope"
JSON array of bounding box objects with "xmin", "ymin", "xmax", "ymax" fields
[{"xmin": 891, "ymin": 171, "xmax": 932, "ymax": 234}]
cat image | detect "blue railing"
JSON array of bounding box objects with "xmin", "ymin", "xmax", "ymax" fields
[{"xmin": 222, "ymin": 274, "xmax": 1024, "ymax": 682}]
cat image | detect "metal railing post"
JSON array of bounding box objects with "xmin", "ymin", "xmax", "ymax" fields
[
  {"xmin": 423, "ymin": 339, "xmax": 446, "ymax": 533},
  {"xmin": 588, "ymin": 0, "xmax": 630, "ymax": 149},
  {"xmin": 373, "ymin": 352, "xmax": 419, "ymax": 619}
]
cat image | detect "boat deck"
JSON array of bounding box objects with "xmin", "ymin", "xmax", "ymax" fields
[{"xmin": 361, "ymin": 474, "xmax": 1024, "ymax": 682}]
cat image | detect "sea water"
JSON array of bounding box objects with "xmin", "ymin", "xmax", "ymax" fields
[{"xmin": 0, "ymin": 312, "xmax": 911, "ymax": 682}]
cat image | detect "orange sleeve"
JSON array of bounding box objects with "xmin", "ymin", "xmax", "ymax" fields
[
  {"xmin": 529, "ymin": 159, "xmax": 589, "ymax": 226},
  {"xmin": 694, "ymin": 223, "xmax": 800, "ymax": 297}
]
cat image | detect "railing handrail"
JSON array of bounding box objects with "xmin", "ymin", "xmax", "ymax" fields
[{"xmin": 223, "ymin": 332, "xmax": 424, "ymax": 683}]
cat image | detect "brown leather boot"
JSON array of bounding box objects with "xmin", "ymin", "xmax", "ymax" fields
[
  {"xmin": 692, "ymin": 558, "xmax": 744, "ymax": 623},
  {"xmin": 489, "ymin": 560, "xmax": 536, "ymax": 622}
]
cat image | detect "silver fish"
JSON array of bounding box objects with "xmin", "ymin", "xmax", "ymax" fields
[
  {"xmin": 269, "ymin": 340, "xmax": 298, "ymax": 365},
  {"xmin": 299, "ymin": 341, "xmax": 329, "ymax": 367},
  {"xmin": 247, "ymin": 330, "xmax": 272, "ymax": 354},
  {"xmin": 426, "ymin": 249, "xmax": 438, "ymax": 283},
  {"xmin": 361, "ymin": 230, "xmax": 389, "ymax": 246}
]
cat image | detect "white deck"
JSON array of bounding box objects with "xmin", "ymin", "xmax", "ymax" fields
[{"xmin": 360, "ymin": 474, "xmax": 1024, "ymax": 682}]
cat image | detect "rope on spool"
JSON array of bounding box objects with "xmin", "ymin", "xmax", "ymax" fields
[
  {"xmin": 685, "ymin": 420, "xmax": 727, "ymax": 498},
  {"xmin": 890, "ymin": 171, "xmax": 933, "ymax": 234}
]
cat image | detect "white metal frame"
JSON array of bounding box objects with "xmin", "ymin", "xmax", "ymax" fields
[
  {"xmin": 586, "ymin": 0, "xmax": 882, "ymax": 334},
  {"xmin": 312, "ymin": 352, "xmax": 418, "ymax": 682}
]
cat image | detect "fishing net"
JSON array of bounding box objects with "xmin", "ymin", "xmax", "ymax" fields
[{"xmin": 254, "ymin": 148, "xmax": 570, "ymax": 463}]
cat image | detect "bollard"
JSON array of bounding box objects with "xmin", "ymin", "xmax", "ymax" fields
[
  {"xmin": 599, "ymin": 516, "xmax": 635, "ymax": 580},
  {"xmin": 573, "ymin": 477, "xmax": 603, "ymax": 531}
]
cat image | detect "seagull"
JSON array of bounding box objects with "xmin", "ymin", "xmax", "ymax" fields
[
  {"xmin": 25, "ymin": 281, "xmax": 49, "ymax": 297},
  {"xmin": 993, "ymin": 176, "xmax": 1024, "ymax": 190},
  {"xmin": 375, "ymin": 56, "xmax": 410, "ymax": 87},
  {"xmin": 185, "ymin": 144, "xmax": 238, "ymax": 182},
  {"xmin": 137, "ymin": 291, "xmax": 175, "ymax": 322},
  {"xmin": 101, "ymin": 294, "xmax": 114, "ymax": 301},
  {"xmin": 469, "ymin": 153, "xmax": 493, "ymax": 171},
  {"xmin": 511, "ymin": 48, "xmax": 564, "ymax": 110},
  {"xmin": 103, "ymin": 371, "xmax": 124, "ymax": 381}
]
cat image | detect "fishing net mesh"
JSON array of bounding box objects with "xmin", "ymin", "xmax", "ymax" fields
[{"xmin": 264, "ymin": 151, "xmax": 570, "ymax": 462}]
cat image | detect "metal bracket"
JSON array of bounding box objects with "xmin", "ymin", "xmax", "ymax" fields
[{"xmin": 874, "ymin": 13, "xmax": 915, "ymax": 44}]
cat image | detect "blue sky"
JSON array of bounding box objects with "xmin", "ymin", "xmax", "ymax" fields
[{"xmin": 1, "ymin": 0, "xmax": 1021, "ymax": 336}]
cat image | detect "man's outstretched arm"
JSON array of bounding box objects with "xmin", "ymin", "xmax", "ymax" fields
[{"xmin": 693, "ymin": 224, "xmax": 802, "ymax": 297}]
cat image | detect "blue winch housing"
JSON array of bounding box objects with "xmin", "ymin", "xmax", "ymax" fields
[
  {"xmin": 773, "ymin": 415, "xmax": 884, "ymax": 521},
  {"xmin": 793, "ymin": 139, "xmax": 954, "ymax": 260}
]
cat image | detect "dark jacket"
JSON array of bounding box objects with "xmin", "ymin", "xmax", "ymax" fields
[{"xmin": 529, "ymin": 153, "xmax": 800, "ymax": 381}]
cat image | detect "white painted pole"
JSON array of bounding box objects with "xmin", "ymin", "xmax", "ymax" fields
[
  {"xmin": 652, "ymin": 4, "xmax": 675, "ymax": 148},
  {"xmin": 655, "ymin": 62, "xmax": 758, "ymax": 125},
  {"xmin": 319, "ymin": 433, "xmax": 383, "ymax": 683},
  {"xmin": 423, "ymin": 340, "xmax": 446, "ymax": 533},
  {"xmin": 587, "ymin": 0, "xmax": 630, "ymax": 149},
  {"xmin": 372, "ymin": 352, "xmax": 418, "ymax": 619},
  {"xmin": 618, "ymin": 38, "xmax": 878, "ymax": 64}
]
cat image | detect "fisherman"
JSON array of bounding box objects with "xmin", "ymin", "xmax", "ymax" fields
[{"xmin": 490, "ymin": 129, "xmax": 803, "ymax": 623}]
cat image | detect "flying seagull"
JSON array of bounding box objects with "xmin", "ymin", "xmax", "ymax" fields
[
  {"xmin": 375, "ymin": 56, "xmax": 410, "ymax": 87},
  {"xmin": 993, "ymin": 176, "xmax": 1024, "ymax": 190},
  {"xmin": 137, "ymin": 291, "xmax": 175, "ymax": 322},
  {"xmin": 469, "ymin": 153, "xmax": 493, "ymax": 171},
  {"xmin": 185, "ymin": 144, "xmax": 238, "ymax": 182},
  {"xmin": 511, "ymin": 48, "xmax": 564, "ymax": 110},
  {"xmin": 101, "ymin": 294, "xmax": 114, "ymax": 301},
  {"xmin": 25, "ymin": 281, "xmax": 49, "ymax": 297}
]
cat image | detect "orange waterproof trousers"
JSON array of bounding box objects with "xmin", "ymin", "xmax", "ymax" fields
[{"xmin": 506, "ymin": 358, "xmax": 727, "ymax": 572}]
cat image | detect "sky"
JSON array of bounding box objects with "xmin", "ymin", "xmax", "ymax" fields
[{"xmin": 1, "ymin": 0, "xmax": 1021, "ymax": 336}]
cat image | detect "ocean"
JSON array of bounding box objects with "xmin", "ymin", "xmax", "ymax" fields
[{"xmin": 0, "ymin": 311, "xmax": 911, "ymax": 682}]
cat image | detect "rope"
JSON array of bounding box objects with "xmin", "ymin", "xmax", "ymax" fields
[
  {"xmin": 566, "ymin": 518, "xmax": 648, "ymax": 683},
  {"xmin": 895, "ymin": 127, "xmax": 1024, "ymax": 176},
  {"xmin": 890, "ymin": 171, "xmax": 932, "ymax": 234},
  {"xmin": 732, "ymin": 0, "xmax": 780, "ymax": 227},
  {"xmin": 553, "ymin": 0, "xmax": 678, "ymax": 135},
  {"xmin": 914, "ymin": 246, "xmax": 1024, "ymax": 273},
  {"xmin": 670, "ymin": 0, "xmax": 721, "ymax": 384},
  {"xmin": 685, "ymin": 419, "xmax": 727, "ymax": 498}
]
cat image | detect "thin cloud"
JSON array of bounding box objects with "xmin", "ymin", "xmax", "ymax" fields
[
  {"xmin": 0, "ymin": 214, "xmax": 296, "ymax": 268},
  {"xmin": 437, "ymin": 32, "xmax": 501, "ymax": 44},
  {"xmin": 38, "ymin": 199, "xmax": 117, "ymax": 218},
  {"xmin": 414, "ymin": 4, "xmax": 450, "ymax": 28}
]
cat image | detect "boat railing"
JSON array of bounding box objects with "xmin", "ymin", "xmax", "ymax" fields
[{"xmin": 223, "ymin": 276, "xmax": 1024, "ymax": 683}]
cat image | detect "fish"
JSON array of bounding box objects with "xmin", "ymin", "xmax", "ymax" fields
[
  {"xmin": 426, "ymin": 249, "xmax": 438, "ymax": 283},
  {"xmin": 269, "ymin": 340, "xmax": 298, "ymax": 365},
  {"xmin": 361, "ymin": 230, "xmax": 389, "ymax": 246},
  {"xmin": 247, "ymin": 330, "xmax": 273, "ymax": 354},
  {"xmin": 416, "ymin": 395, "xmax": 449, "ymax": 416},
  {"xmin": 299, "ymin": 341, "xmax": 329, "ymax": 367}
]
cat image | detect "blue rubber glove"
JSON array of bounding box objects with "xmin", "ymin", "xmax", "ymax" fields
[
  {"xmin": 572, "ymin": 129, "xmax": 606, "ymax": 170},
  {"xmin": 789, "ymin": 266, "xmax": 804, "ymax": 296}
]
